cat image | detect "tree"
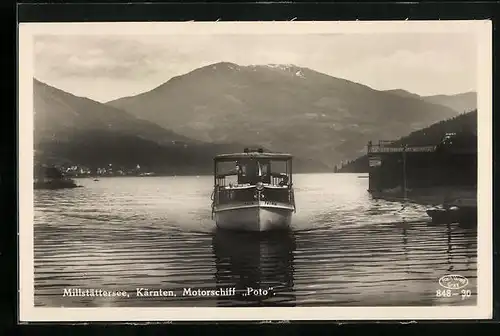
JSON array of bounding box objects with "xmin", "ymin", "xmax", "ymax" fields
[{"xmin": 44, "ymin": 166, "xmax": 64, "ymax": 179}]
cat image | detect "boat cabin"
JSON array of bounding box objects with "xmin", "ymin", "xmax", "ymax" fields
[{"xmin": 212, "ymin": 148, "xmax": 295, "ymax": 207}]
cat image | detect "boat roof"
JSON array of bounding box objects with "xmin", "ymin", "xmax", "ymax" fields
[{"xmin": 214, "ymin": 152, "xmax": 293, "ymax": 161}]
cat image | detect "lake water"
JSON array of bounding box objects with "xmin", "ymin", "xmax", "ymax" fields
[{"xmin": 33, "ymin": 173, "xmax": 477, "ymax": 307}]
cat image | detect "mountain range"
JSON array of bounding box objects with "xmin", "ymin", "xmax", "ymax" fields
[
  {"xmin": 34, "ymin": 79, "xmax": 241, "ymax": 174},
  {"xmin": 33, "ymin": 78, "xmax": 328, "ymax": 173},
  {"xmin": 383, "ymin": 89, "xmax": 477, "ymax": 114},
  {"xmin": 107, "ymin": 62, "xmax": 470, "ymax": 168},
  {"xmin": 33, "ymin": 61, "xmax": 476, "ymax": 174}
]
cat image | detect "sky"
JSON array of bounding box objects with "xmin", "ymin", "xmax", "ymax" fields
[{"xmin": 34, "ymin": 33, "xmax": 477, "ymax": 103}]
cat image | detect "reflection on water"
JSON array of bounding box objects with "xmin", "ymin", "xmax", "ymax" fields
[
  {"xmin": 33, "ymin": 174, "xmax": 478, "ymax": 307},
  {"xmin": 213, "ymin": 229, "xmax": 296, "ymax": 307}
]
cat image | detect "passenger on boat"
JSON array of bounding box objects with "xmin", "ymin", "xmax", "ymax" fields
[
  {"xmin": 279, "ymin": 175, "xmax": 289, "ymax": 186},
  {"xmin": 237, "ymin": 159, "xmax": 271, "ymax": 184},
  {"xmin": 257, "ymin": 160, "xmax": 271, "ymax": 184},
  {"xmin": 237, "ymin": 160, "xmax": 253, "ymax": 184},
  {"xmin": 234, "ymin": 163, "xmax": 242, "ymax": 175}
]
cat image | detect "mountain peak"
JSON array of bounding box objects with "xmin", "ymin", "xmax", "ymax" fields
[
  {"xmin": 204, "ymin": 61, "xmax": 241, "ymax": 71},
  {"xmin": 249, "ymin": 63, "xmax": 300, "ymax": 71},
  {"xmin": 264, "ymin": 63, "xmax": 297, "ymax": 69},
  {"xmin": 384, "ymin": 89, "xmax": 421, "ymax": 100},
  {"xmin": 247, "ymin": 63, "xmax": 306, "ymax": 78},
  {"xmin": 213, "ymin": 61, "xmax": 238, "ymax": 67}
]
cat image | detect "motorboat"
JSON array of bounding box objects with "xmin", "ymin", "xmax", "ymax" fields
[{"xmin": 211, "ymin": 148, "xmax": 296, "ymax": 231}]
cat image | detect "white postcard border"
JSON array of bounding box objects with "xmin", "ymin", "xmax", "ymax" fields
[{"xmin": 18, "ymin": 20, "xmax": 493, "ymax": 322}]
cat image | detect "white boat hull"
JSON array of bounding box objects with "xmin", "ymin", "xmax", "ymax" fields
[{"xmin": 214, "ymin": 201, "xmax": 294, "ymax": 232}]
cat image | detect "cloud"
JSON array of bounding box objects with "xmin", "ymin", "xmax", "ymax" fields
[
  {"xmin": 33, "ymin": 32, "xmax": 478, "ymax": 102},
  {"xmin": 35, "ymin": 36, "xmax": 169, "ymax": 79}
]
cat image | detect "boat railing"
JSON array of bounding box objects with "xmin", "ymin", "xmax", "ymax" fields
[
  {"xmin": 260, "ymin": 187, "xmax": 292, "ymax": 204},
  {"xmin": 216, "ymin": 176, "xmax": 228, "ymax": 187},
  {"xmin": 217, "ymin": 187, "xmax": 257, "ymax": 204},
  {"xmin": 214, "ymin": 184, "xmax": 294, "ymax": 205},
  {"xmin": 271, "ymin": 175, "xmax": 288, "ymax": 186},
  {"xmin": 216, "ymin": 174, "xmax": 289, "ymax": 188}
]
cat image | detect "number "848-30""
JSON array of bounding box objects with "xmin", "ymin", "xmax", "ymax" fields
[{"xmin": 436, "ymin": 289, "xmax": 472, "ymax": 300}]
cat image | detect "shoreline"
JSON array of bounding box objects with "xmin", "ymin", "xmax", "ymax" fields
[{"xmin": 70, "ymin": 171, "xmax": 345, "ymax": 179}]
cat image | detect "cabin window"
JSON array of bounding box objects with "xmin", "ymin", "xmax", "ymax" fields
[
  {"xmin": 215, "ymin": 161, "xmax": 239, "ymax": 186},
  {"xmin": 270, "ymin": 160, "xmax": 286, "ymax": 175},
  {"xmin": 258, "ymin": 161, "xmax": 269, "ymax": 175},
  {"xmin": 217, "ymin": 161, "xmax": 237, "ymax": 175},
  {"xmin": 260, "ymin": 161, "xmax": 271, "ymax": 184},
  {"xmin": 235, "ymin": 159, "xmax": 251, "ymax": 184},
  {"xmin": 215, "ymin": 157, "xmax": 292, "ymax": 186},
  {"xmin": 239, "ymin": 164, "xmax": 246, "ymax": 176},
  {"xmin": 235, "ymin": 159, "xmax": 271, "ymax": 184},
  {"xmin": 269, "ymin": 160, "xmax": 290, "ymax": 186}
]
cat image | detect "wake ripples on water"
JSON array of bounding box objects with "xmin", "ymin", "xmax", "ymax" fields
[{"xmin": 33, "ymin": 175, "xmax": 477, "ymax": 307}]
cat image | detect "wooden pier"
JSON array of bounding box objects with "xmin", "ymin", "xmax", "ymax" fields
[{"xmin": 366, "ymin": 133, "xmax": 477, "ymax": 194}]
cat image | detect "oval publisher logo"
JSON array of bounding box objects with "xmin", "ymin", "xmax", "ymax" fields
[{"xmin": 438, "ymin": 274, "xmax": 468, "ymax": 290}]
